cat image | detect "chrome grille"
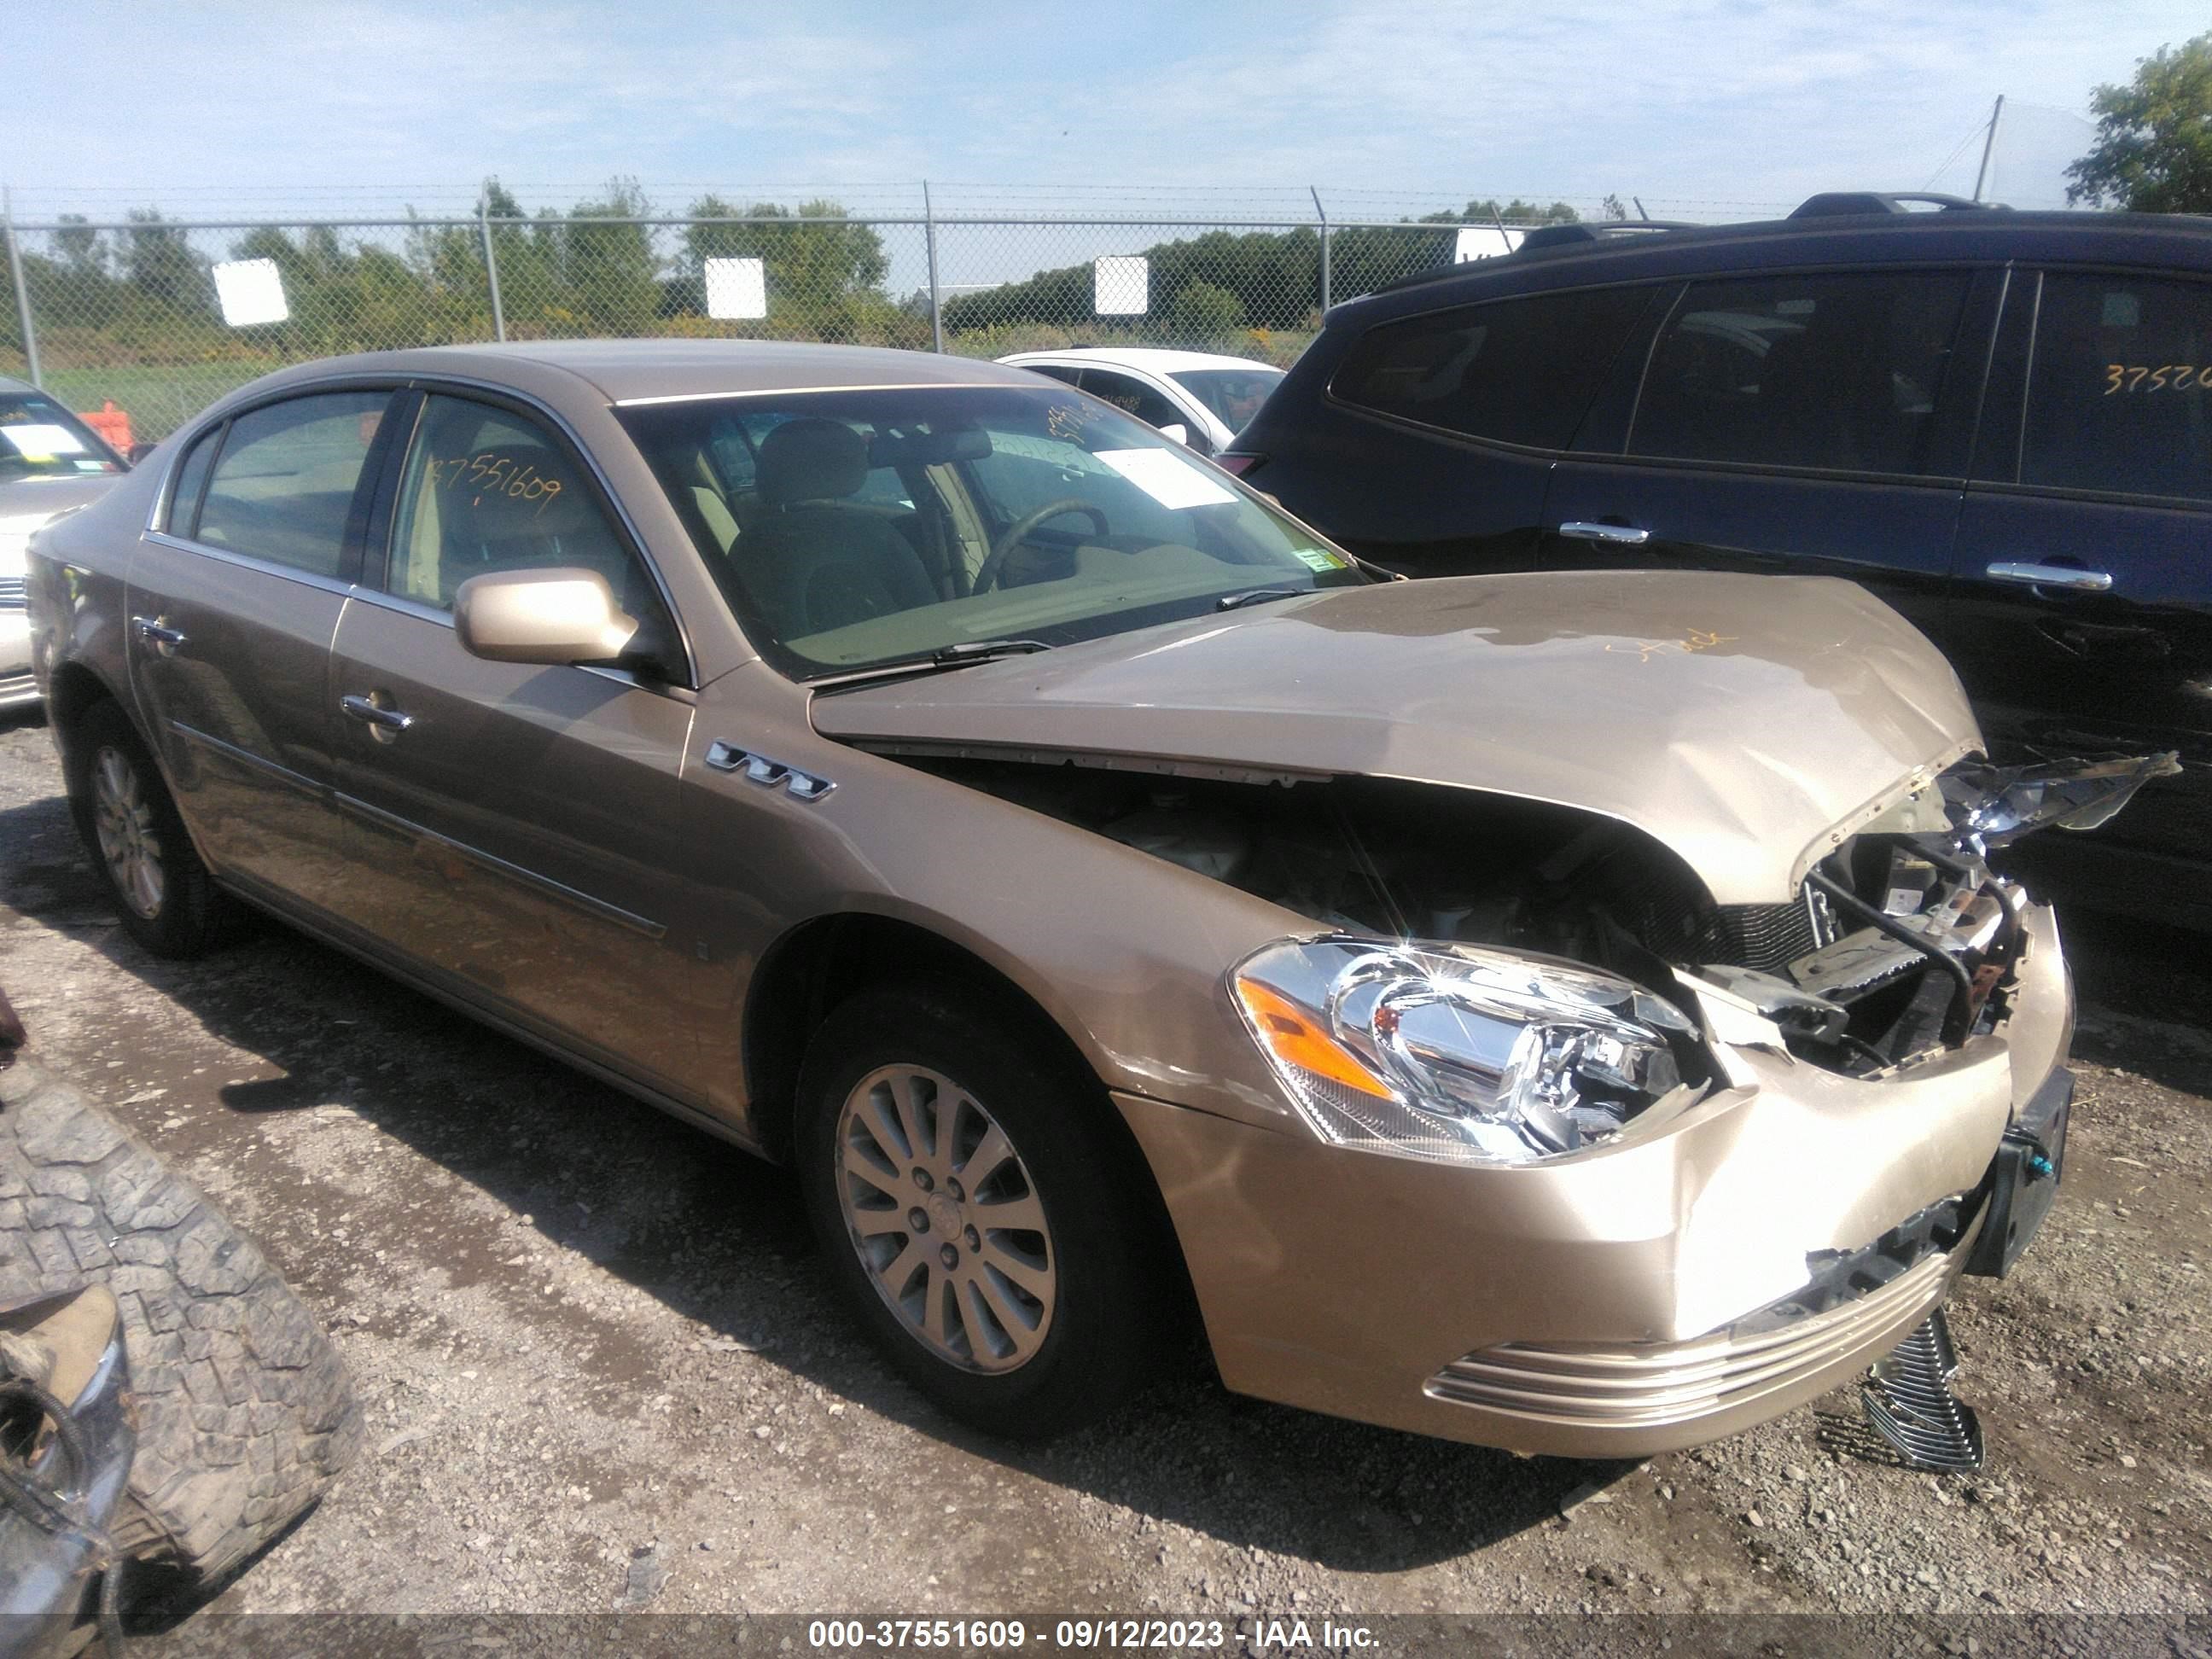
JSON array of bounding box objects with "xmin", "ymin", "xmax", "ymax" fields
[
  {"xmin": 1426, "ymin": 1246, "xmax": 1953, "ymax": 1428},
  {"xmin": 0, "ymin": 577, "xmax": 25, "ymax": 612}
]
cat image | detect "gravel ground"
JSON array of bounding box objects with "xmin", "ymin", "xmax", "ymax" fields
[{"xmin": 2, "ymin": 707, "xmax": 2208, "ymax": 1637}]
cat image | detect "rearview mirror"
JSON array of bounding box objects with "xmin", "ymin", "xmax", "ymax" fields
[{"xmin": 453, "ymin": 568, "xmax": 638, "ymax": 666}]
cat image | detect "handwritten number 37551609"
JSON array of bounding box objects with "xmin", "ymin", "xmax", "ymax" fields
[
  {"xmin": 2104, "ymin": 364, "xmax": 2212, "ymax": 394},
  {"xmin": 424, "ymin": 451, "xmax": 567, "ymax": 516}
]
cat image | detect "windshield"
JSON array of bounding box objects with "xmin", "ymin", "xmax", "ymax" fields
[
  {"xmin": 1167, "ymin": 367, "xmax": 1284, "ymax": 434},
  {"xmin": 0, "ymin": 393, "xmax": 125, "ymax": 482},
  {"xmin": 619, "ymin": 384, "xmax": 1363, "ymax": 678}
]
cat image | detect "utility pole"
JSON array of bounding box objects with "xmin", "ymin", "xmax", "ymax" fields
[
  {"xmin": 923, "ymin": 180, "xmax": 944, "ymax": 353},
  {"xmin": 478, "ymin": 194, "xmax": 507, "ymax": 343},
  {"xmin": 1972, "ymin": 95, "xmax": 2006, "ymax": 203},
  {"xmin": 1310, "ymin": 186, "xmax": 1330, "ymax": 315},
  {"xmin": 3, "ymin": 186, "xmax": 40, "ymax": 387}
]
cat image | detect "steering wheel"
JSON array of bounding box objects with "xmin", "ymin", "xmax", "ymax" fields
[{"xmin": 973, "ymin": 499, "xmax": 1110, "ymax": 594}]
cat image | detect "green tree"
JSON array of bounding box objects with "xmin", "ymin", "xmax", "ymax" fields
[
  {"xmin": 123, "ymin": 209, "xmax": 207, "ymax": 314},
  {"xmin": 562, "ymin": 177, "xmax": 660, "ymax": 333},
  {"xmin": 2067, "ymin": 32, "xmax": 2212, "ymax": 211},
  {"xmin": 1167, "ymin": 279, "xmax": 1244, "ymax": 341}
]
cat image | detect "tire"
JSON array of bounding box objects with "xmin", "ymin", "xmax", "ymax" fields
[
  {"xmin": 62, "ymin": 699, "xmax": 239, "ymax": 959},
  {"xmin": 0, "ymin": 1056, "xmax": 362, "ymax": 1587},
  {"xmin": 795, "ymin": 984, "xmax": 1164, "ymax": 1440}
]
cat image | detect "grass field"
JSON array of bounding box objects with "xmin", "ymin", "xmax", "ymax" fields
[{"xmin": 38, "ymin": 362, "xmax": 273, "ymax": 442}]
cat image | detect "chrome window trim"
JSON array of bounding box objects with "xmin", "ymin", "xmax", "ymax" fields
[
  {"xmin": 141, "ymin": 531, "xmax": 356, "ymax": 600},
  {"xmin": 337, "ymin": 581, "xmax": 698, "ymax": 703},
  {"xmin": 342, "ymin": 585, "xmax": 454, "ymax": 629},
  {"xmin": 614, "ymin": 383, "xmax": 1001, "ymax": 407}
]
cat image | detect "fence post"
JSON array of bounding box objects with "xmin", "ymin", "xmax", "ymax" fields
[
  {"xmin": 3, "ymin": 188, "xmax": 40, "ymax": 387},
  {"xmin": 1310, "ymin": 186, "xmax": 1330, "ymax": 317},
  {"xmin": 478, "ymin": 200, "xmax": 507, "ymax": 343},
  {"xmin": 923, "ymin": 180, "xmax": 944, "ymax": 353}
]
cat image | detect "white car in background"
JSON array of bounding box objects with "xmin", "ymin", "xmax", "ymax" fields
[
  {"xmin": 997, "ymin": 348, "xmax": 1284, "ymax": 456},
  {"xmin": 1, "ymin": 377, "xmax": 129, "ymax": 710}
]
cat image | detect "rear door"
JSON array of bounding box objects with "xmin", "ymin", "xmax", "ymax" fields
[
  {"xmin": 126, "ymin": 387, "xmax": 397, "ymax": 905},
  {"xmin": 1275, "ymin": 282, "xmax": 1658, "ymax": 576},
  {"xmin": 1947, "ymin": 267, "xmax": 2212, "ymax": 908},
  {"xmin": 1539, "ymin": 266, "xmax": 1997, "ymax": 649},
  {"xmin": 1074, "ymin": 366, "xmax": 1210, "ymax": 451},
  {"xmin": 327, "ymin": 388, "xmax": 705, "ymax": 1092}
]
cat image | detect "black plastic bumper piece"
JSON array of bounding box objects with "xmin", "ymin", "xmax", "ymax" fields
[{"xmin": 1962, "ymin": 1067, "xmax": 2072, "ymax": 1280}]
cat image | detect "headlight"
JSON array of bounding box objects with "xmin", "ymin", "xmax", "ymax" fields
[{"xmin": 1231, "ymin": 937, "xmax": 1703, "ymax": 1166}]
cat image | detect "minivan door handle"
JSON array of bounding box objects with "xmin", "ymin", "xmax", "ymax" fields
[
  {"xmin": 1985, "ymin": 562, "xmax": 2114, "ymax": 593},
  {"xmin": 131, "ymin": 615, "xmax": 187, "ymax": 655},
  {"xmin": 1557, "ymin": 521, "xmax": 1651, "ymax": 546},
  {"xmin": 340, "ymin": 694, "xmax": 415, "ymax": 734}
]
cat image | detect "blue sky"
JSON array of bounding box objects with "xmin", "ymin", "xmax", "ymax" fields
[{"xmin": 9, "ymin": 0, "xmax": 2202, "ymax": 223}]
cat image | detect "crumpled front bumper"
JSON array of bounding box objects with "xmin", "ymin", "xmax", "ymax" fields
[{"xmin": 1115, "ymin": 900, "xmax": 2071, "ymax": 1458}]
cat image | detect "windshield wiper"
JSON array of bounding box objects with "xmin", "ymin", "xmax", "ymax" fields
[
  {"xmin": 1214, "ymin": 587, "xmax": 1306, "ymax": 612},
  {"xmin": 927, "ymin": 637, "xmax": 1053, "ymax": 664}
]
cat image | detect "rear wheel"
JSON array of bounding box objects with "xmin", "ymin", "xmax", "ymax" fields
[
  {"xmin": 796, "ymin": 985, "xmax": 1161, "ymax": 1438},
  {"xmin": 63, "ymin": 701, "xmax": 237, "ymax": 958}
]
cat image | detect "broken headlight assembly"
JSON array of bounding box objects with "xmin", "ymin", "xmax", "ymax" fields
[{"xmin": 1231, "ymin": 938, "xmax": 1707, "ymax": 1166}]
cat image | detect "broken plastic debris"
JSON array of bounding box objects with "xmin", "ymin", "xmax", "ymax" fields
[{"xmin": 1941, "ymin": 752, "xmax": 2182, "ymax": 847}]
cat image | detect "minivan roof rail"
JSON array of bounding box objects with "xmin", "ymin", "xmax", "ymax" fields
[
  {"xmin": 1516, "ymin": 220, "xmax": 1702, "ymax": 252},
  {"xmin": 1789, "ymin": 191, "xmax": 2006, "ymax": 218}
]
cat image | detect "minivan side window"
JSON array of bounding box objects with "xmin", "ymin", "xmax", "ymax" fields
[
  {"xmin": 2021, "ymin": 273, "xmax": 2212, "ymax": 502},
  {"xmin": 1629, "ymin": 271, "xmax": 1971, "ymax": 477},
  {"xmin": 1330, "ymin": 286, "xmax": 1650, "ymax": 450},
  {"xmin": 194, "ymin": 392, "xmax": 391, "ymax": 576}
]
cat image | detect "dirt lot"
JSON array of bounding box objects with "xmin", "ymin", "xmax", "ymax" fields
[{"xmin": 2, "ymin": 707, "xmax": 2208, "ymax": 1638}]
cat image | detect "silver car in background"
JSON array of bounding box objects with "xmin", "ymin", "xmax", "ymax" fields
[{"xmin": 1, "ymin": 377, "xmax": 129, "ymax": 709}]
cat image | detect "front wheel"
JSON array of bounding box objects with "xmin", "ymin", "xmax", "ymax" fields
[{"xmin": 796, "ymin": 985, "xmax": 1161, "ymax": 1438}]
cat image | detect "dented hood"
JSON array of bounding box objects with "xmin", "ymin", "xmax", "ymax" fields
[{"xmin": 810, "ymin": 571, "xmax": 1982, "ymax": 905}]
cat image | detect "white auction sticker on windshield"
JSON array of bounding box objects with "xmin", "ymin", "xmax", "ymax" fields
[
  {"xmin": 0, "ymin": 423, "xmax": 87, "ymax": 458},
  {"xmin": 1095, "ymin": 448, "xmax": 1236, "ymax": 510}
]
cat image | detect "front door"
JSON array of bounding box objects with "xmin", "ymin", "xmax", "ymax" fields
[
  {"xmin": 1540, "ymin": 267, "xmax": 1995, "ymax": 651},
  {"xmin": 126, "ymin": 388, "xmax": 396, "ymax": 905},
  {"xmin": 328, "ymin": 390, "xmax": 704, "ymax": 1094}
]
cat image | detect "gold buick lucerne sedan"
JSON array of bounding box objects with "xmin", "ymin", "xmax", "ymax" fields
[{"xmin": 26, "ymin": 341, "xmax": 2168, "ymax": 1464}]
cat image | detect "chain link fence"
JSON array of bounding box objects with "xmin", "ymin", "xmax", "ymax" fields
[{"xmin": 1, "ymin": 202, "xmax": 1579, "ymax": 442}]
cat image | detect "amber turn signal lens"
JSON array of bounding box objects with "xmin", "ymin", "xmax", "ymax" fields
[{"xmin": 1232, "ymin": 977, "xmax": 1394, "ymax": 1100}]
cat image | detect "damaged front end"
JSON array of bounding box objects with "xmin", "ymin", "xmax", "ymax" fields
[{"xmin": 882, "ymin": 742, "xmax": 2171, "ymax": 1460}]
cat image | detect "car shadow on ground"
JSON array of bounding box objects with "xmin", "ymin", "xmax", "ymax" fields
[{"xmin": 0, "ymin": 786, "xmax": 1617, "ymax": 1573}]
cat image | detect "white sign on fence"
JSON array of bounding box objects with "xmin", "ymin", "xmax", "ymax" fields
[
  {"xmin": 703, "ymin": 257, "xmax": 769, "ymax": 321},
  {"xmin": 1453, "ymin": 226, "xmax": 1525, "ymax": 263},
  {"xmin": 1093, "ymin": 255, "xmax": 1149, "ymax": 316},
  {"xmin": 211, "ymin": 259, "xmax": 290, "ymax": 327}
]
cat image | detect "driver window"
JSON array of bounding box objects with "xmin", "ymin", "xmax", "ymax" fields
[{"xmin": 384, "ymin": 395, "xmax": 667, "ymax": 632}]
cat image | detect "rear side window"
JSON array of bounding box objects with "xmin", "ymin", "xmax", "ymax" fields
[
  {"xmin": 1630, "ymin": 271, "xmax": 1971, "ymax": 476},
  {"xmin": 195, "ymin": 392, "xmax": 391, "ymax": 576},
  {"xmin": 2022, "ymin": 273, "xmax": 2212, "ymax": 502},
  {"xmin": 1078, "ymin": 369, "xmax": 1185, "ymax": 432},
  {"xmin": 165, "ymin": 425, "xmax": 221, "ymax": 537},
  {"xmin": 1330, "ymin": 286, "xmax": 1650, "ymax": 449}
]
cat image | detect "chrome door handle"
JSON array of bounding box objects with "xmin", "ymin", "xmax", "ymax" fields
[
  {"xmin": 1557, "ymin": 521, "xmax": 1651, "ymax": 546},
  {"xmin": 340, "ymin": 694, "xmax": 414, "ymax": 732},
  {"xmin": 1986, "ymin": 562, "xmax": 2113, "ymax": 593},
  {"xmin": 131, "ymin": 614, "xmax": 187, "ymax": 653}
]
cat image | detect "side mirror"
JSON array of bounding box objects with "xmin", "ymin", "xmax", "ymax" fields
[
  {"xmin": 125, "ymin": 441, "xmax": 159, "ymax": 468},
  {"xmin": 453, "ymin": 568, "xmax": 638, "ymax": 666},
  {"xmin": 1157, "ymin": 422, "xmax": 1191, "ymax": 447}
]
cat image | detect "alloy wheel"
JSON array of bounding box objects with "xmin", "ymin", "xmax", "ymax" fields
[
  {"xmin": 834, "ymin": 1064, "xmax": 1057, "ymax": 1374},
  {"xmin": 91, "ymin": 746, "xmax": 165, "ymax": 920}
]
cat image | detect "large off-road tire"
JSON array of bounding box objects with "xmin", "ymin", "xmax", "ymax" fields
[
  {"xmin": 0, "ymin": 1057, "xmax": 361, "ymax": 1587},
  {"xmin": 62, "ymin": 699, "xmax": 241, "ymax": 959},
  {"xmin": 796, "ymin": 984, "xmax": 1165, "ymax": 1440}
]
